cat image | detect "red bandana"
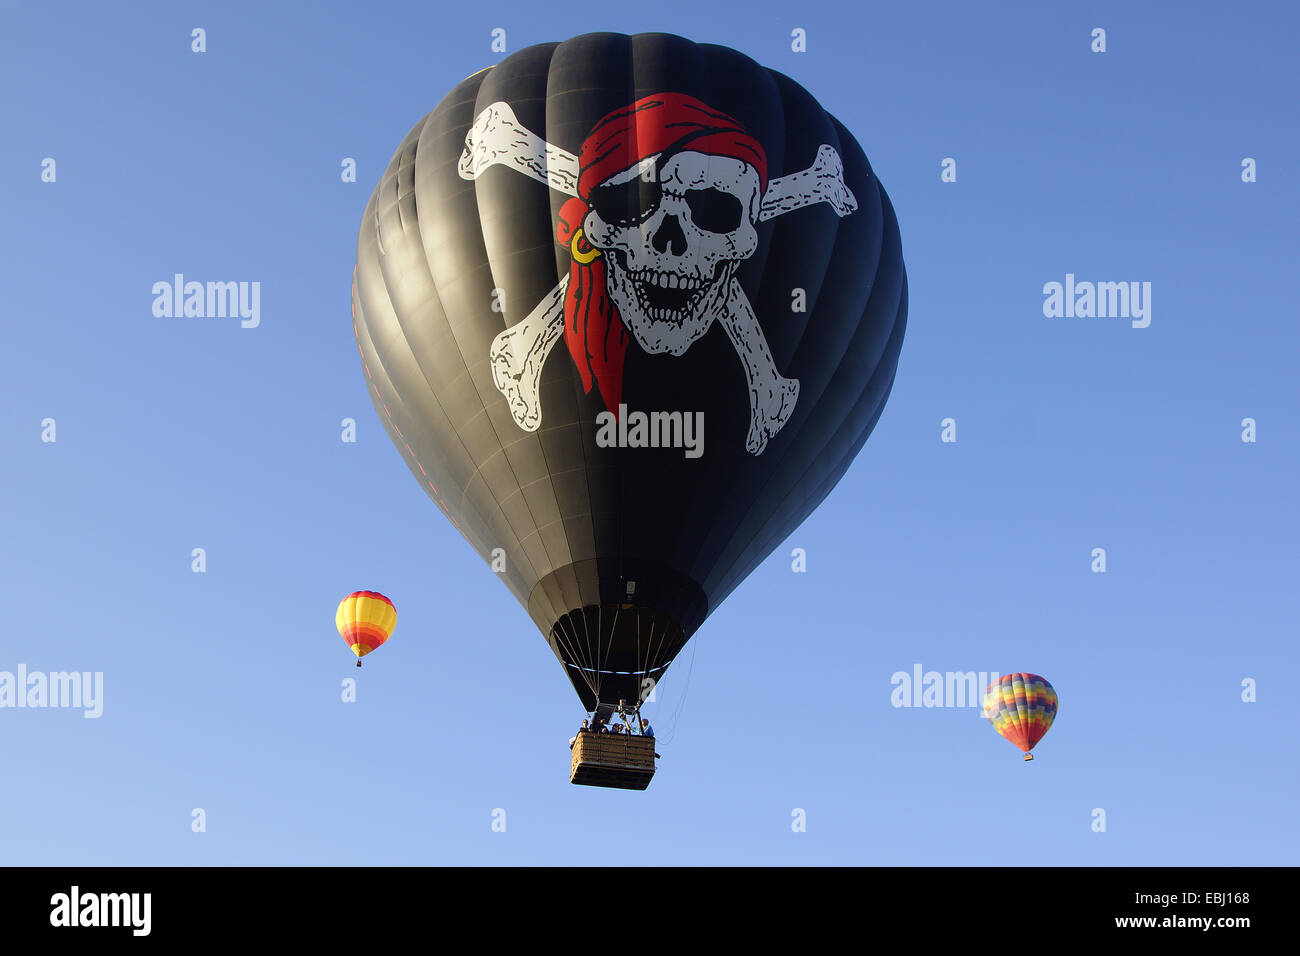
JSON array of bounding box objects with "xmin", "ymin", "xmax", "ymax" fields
[{"xmin": 556, "ymin": 93, "xmax": 767, "ymax": 416}]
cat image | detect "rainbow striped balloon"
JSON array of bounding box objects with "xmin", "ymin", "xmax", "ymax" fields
[
  {"xmin": 336, "ymin": 591, "xmax": 396, "ymax": 665},
  {"xmin": 983, "ymin": 673, "xmax": 1057, "ymax": 761}
]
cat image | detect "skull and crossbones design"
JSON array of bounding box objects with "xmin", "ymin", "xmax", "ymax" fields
[{"xmin": 459, "ymin": 93, "xmax": 859, "ymax": 454}]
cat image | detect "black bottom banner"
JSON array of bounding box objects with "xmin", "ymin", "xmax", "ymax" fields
[{"xmin": 0, "ymin": 866, "xmax": 1282, "ymax": 941}]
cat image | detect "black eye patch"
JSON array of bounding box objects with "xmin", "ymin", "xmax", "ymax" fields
[
  {"xmin": 685, "ymin": 188, "xmax": 744, "ymax": 234},
  {"xmin": 587, "ymin": 175, "xmax": 661, "ymax": 228}
]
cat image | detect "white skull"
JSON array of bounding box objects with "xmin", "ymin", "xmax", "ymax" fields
[{"xmin": 583, "ymin": 151, "xmax": 761, "ymax": 355}]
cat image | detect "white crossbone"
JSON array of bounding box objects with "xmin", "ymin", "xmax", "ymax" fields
[
  {"xmin": 458, "ymin": 101, "xmax": 580, "ymax": 196},
  {"xmin": 464, "ymin": 101, "xmax": 859, "ymax": 453},
  {"xmin": 718, "ymin": 277, "xmax": 800, "ymax": 454},
  {"xmin": 488, "ymin": 277, "xmax": 567, "ymax": 432}
]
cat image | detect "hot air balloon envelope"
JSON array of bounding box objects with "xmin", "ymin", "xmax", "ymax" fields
[
  {"xmin": 351, "ymin": 32, "xmax": 907, "ymax": 712},
  {"xmin": 984, "ymin": 673, "xmax": 1057, "ymax": 759},
  {"xmin": 336, "ymin": 591, "xmax": 397, "ymax": 662}
]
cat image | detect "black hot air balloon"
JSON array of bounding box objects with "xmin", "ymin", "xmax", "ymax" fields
[{"xmin": 351, "ymin": 32, "xmax": 907, "ymax": 726}]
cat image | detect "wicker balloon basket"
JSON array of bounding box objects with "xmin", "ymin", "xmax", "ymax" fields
[{"xmin": 570, "ymin": 733, "xmax": 657, "ymax": 790}]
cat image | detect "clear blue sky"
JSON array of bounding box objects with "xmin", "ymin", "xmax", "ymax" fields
[{"xmin": 2, "ymin": 0, "xmax": 1296, "ymax": 865}]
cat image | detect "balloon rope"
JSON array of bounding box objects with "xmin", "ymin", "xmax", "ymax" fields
[
  {"xmin": 595, "ymin": 605, "xmax": 606, "ymax": 706},
  {"xmin": 664, "ymin": 640, "xmax": 698, "ymax": 745},
  {"xmin": 646, "ymin": 616, "xmax": 670, "ymax": 692},
  {"xmin": 550, "ymin": 616, "xmax": 582, "ymax": 698},
  {"xmin": 635, "ymin": 612, "xmax": 643, "ymax": 715},
  {"xmin": 632, "ymin": 613, "xmax": 646, "ymax": 718},
  {"xmin": 646, "ymin": 617, "xmax": 657, "ymax": 695},
  {"xmin": 598, "ymin": 605, "xmax": 616, "ymax": 708},
  {"xmin": 608, "ymin": 603, "xmax": 623, "ymax": 716},
  {"xmin": 579, "ymin": 607, "xmax": 599, "ymax": 705},
  {"xmin": 569, "ymin": 607, "xmax": 590, "ymax": 703},
  {"xmin": 555, "ymin": 614, "xmax": 598, "ymax": 706},
  {"xmin": 577, "ymin": 611, "xmax": 598, "ymax": 705}
]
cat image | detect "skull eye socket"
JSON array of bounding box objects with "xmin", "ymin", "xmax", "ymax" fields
[
  {"xmin": 588, "ymin": 176, "xmax": 661, "ymax": 228},
  {"xmin": 685, "ymin": 188, "xmax": 744, "ymax": 234}
]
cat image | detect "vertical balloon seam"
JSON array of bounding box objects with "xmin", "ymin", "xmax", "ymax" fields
[
  {"xmin": 355, "ymin": 166, "xmax": 485, "ymax": 552},
  {"xmin": 417, "ymin": 74, "xmax": 565, "ymax": 594},
  {"xmin": 533, "ymin": 53, "xmax": 596, "ymax": 665},
  {"xmin": 355, "ymin": 141, "xmax": 542, "ymax": 601},
  {"xmin": 529, "ymin": 47, "xmax": 613, "ymax": 651},
  {"xmin": 550, "ymin": 45, "xmax": 625, "ymax": 690},
  {"xmin": 354, "ymin": 278, "xmax": 464, "ymax": 540},
  {"xmin": 699, "ymin": 174, "xmax": 902, "ymax": 600},
  {"xmin": 458, "ymin": 65, "xmax": 580, "ymax": 599},
  {"xmin": 628, "ymin": 36, "xmax": 715, "ymax": 690},
  {"xmin": 683, "ymin": 98, "xmax": 892, "ymax": 594},
  {"xmin": 411, "ymin": 90, "xmax": 512, "ymax": 533},
  {"xmin": 747, "ymin": 69, "xmax": 821, "ymax": 369},
  {"xmin": 354, "ymin": 134, "xmax": 463, "ymax": 525},
  {"xmin": 354, "ymin": 240, "xmax": 460, "ymax": 531},
  {"xmin": 709, "ymin": 306, "xmax": 906, "ymax": 604},
  {"xmin": 1015, "ymin": 676, "xmax": 1030, "ymax": 750},
  {"xmin": 709, "ymin": 301, "xmax": 905, "ymax": 603},
  {"xmin": 664, "ymin": 61, "xmax": 790, "ymax": 585},
  {"xmin": 530, "ymin": 36, "xmax": 641, "ymax": 699},
  {"xmin": 660, "ymin": 50, "xmax": 790, "ymax": 598},
  {"xmin": 668, "ymin": 57, "xmax": 794, "ymax": 584},
  {"xmin": 356, "ymin": 280, "xmax": 518, "ymax": 593},
  {"xmin": 707, "ymin": 290, "xmax": 905, "ymax": 601},
  {"xmin": 620, "ymin": 37, "xmax": 665, "ymax": 690},
  {"xmin": 678, "ymin": 95, "xmax": 858, "ymax": 591},
  {"xmin": 399, "ymin": 80, "xmax": 519, "ymax": 564},
  {"xmin": 1013, "ymin": 680, "xmax": 1027, "ymax": 750}
]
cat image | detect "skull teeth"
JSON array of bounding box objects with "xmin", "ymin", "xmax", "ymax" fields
[{"xmin": 629, "ymin": 270, "xmax": 706, "ymax": 291}]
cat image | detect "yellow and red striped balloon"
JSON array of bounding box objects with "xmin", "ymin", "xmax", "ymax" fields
[
  {"xmin": 983, "ymin": 673, "xmax": 1057, "ymax": 761},
  {"xmin": 336, "ymin": 591, "xmax": 396, "ymax": 665}
]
